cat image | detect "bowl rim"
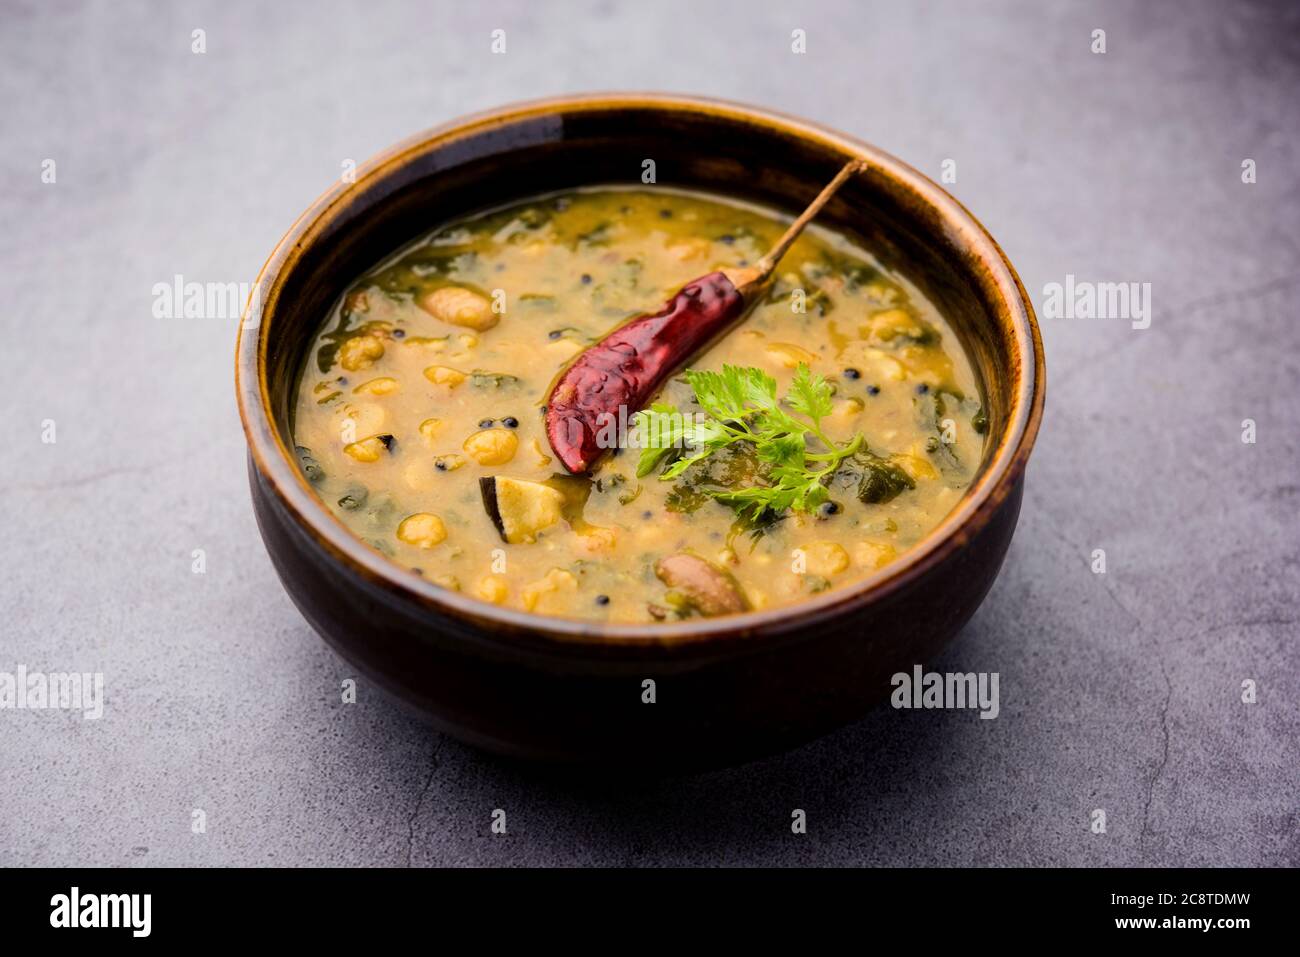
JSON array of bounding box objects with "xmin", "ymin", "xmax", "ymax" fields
[{"xmin": 235, "ymin": 91, "xmax": 1045, "ymax": 651}]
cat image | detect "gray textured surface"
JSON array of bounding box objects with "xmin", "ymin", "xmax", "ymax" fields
[{"xmin": 1, "ymin": 0, "xmax": 1296, "ymax": 867}]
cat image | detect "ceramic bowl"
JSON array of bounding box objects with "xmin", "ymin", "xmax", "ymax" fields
[{"xmin": 235, "ymin": 93, "xmax": 1045, "ymax": 767}]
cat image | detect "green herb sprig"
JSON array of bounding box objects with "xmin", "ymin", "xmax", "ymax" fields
[{"xmin": 633, "ymin": 364, "xmax": 864, "ymax": 521}]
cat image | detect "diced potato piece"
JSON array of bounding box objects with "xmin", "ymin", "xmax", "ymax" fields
[
  {"xmin": 480, "ymin": 476, "xmax": 565, "ymax": 544},
  {"xmin": 765, "ymin": 342, "xmax": 818, "ymax": 369},
  {"xmin": 397, "ymin": 513, "xmax": 447, "ymax": 548},
  {"xmin": 339, "ymin": 335, "xmax": 385, "ymax": 371},
  {"xmin": 802, "ymin": 541, "xmax": 851, "ymax": 577},
  {"xmin": 431, "ymin": 574, "xmax": 460, "ymax": 591},
  {"xmin": 424, "ymin": 365, "xmax": 467, "ymax": 388},
  {"xmin": 433, "ymin": 453, "xmax": 466, "ymax": 472},
  {"xmin": 522, "ymin": 568, "xmax": 578, "ymax": 612},
  {"xmin": 343, "ymin": 435, "xmax": 390, "ymax": 463},
  {"xmin": 463, "ymin": 428, "xmax": 518, "ymax": 466},
  {"xmin": 353, "ymin": 376, "xmax": 398, "ymax": 396},
  {"xmin": 419, "ymin": 287, "xmax": 498, "ymax": 331},
  {"xmin": 475, "ymin": 575, "xmax": 509, "ymax": 604},
  {"xmin": 855, "ymin": 541, "xmax": 898, "ymax": 570}
]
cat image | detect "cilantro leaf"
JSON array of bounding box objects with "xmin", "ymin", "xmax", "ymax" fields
[
  {"xmin": 684, "ymin": 365, "xmax": 777, "ymax": 422},
  {"xmin": 642, "ymin": 363, "xmax": 870, "ymax": 521},
  {"xmin": 754, "ymin": 431, "xmax": 805, "ymax": 468},
  {"xmin": 660, "ymin": 418, "xmax": 732, "ymax": 479},
  {"xmin": 632, "ymin": 404, "xmax": 686, "ymax": 477},
  {"xmin": 786, "ymin": 362, "xmax": 834, "ymax": 423}
]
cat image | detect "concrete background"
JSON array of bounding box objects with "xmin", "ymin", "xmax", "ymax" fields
[{"xmin": 1, "ymin": 0, "xmax": 1296, "ymax": 867}]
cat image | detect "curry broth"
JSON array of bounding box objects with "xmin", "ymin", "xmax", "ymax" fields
[{"xmin": 291, "ymin": 187, "xmax": 985, "ymax": 623}]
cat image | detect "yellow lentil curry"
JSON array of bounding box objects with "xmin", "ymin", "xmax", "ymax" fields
[{"xmin": 292, "ymin": 188, "xmax": 986, "ymax": 623}]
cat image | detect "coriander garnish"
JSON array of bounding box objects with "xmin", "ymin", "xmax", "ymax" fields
[{"xmin": 633, "ymin": 363, "xmax": 866, "ymax": 521}]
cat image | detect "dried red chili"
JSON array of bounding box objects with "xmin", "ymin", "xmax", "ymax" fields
[{"xmin": 545, "ymin": 160, "xmax": 864, "ymax": 473}]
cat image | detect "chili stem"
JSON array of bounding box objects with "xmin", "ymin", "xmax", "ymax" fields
[{"xmin": 754, "ymin": 159, "xmax": 867, "ymax": 276}]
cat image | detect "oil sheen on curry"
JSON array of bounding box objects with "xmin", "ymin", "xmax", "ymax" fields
[{"xmin": 292, "ymin": 187, "xmax": 986, "ymax": 624}]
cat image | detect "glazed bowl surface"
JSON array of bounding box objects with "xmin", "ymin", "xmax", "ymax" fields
[{"xmin": 235, "ymin": 93, "xmax": 1044, "ymax": 766}]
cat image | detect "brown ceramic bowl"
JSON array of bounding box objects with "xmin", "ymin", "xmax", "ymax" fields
[{"xmin": 235, "ymin": 93, "xmax": 1044, "ymax": 768}]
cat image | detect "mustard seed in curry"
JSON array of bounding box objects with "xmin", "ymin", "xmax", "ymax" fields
[{"xmin": 292, "ymin": 187, "xmax": 985, "ymax": 623}]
